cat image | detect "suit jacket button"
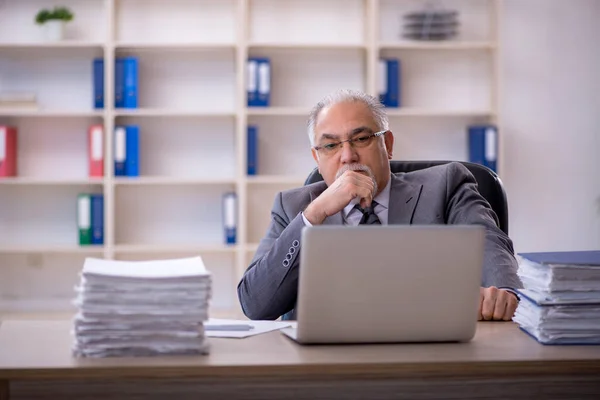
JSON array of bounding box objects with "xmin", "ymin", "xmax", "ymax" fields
[
  {"xmin": 292, "ymin": 240, "xmax": 300, "ymax": 247},
  {"xmin": 289, "ymin": 247, "xmax": 295, "ymax": 254},
  {"xmin": 282, "ymin": 259, "xmax": 290, "ymax": 268},
  {"xmin": 285, "ymin": 253, "xmax": 292, "ymax": 260}
]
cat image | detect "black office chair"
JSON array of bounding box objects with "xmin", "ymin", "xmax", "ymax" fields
[{"xmin": 304, "ymin": 160, "xmax": 509, "ymax": 235}]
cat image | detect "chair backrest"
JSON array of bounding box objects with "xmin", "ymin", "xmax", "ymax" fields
[{"xmin": 304, "ymin": 160, "xmax": 509, "ymax": 235}]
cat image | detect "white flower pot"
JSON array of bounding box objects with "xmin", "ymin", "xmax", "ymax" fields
[{"xmin": 43, "ymin": 20, "xmax": 65, "ymax": 41}]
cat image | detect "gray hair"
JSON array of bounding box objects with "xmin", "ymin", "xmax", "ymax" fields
[{"xmin": 307, "ymin": 89, "xmax": 389, "ymax": 147}]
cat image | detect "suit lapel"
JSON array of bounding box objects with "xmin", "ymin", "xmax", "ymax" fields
[
  {"xmin": 308, "ymin": 182, "xmax": 343, "ymax": 225},
  {"xmin": 388, "ymin": 173, "xmax": 423, "ymax": 225}
]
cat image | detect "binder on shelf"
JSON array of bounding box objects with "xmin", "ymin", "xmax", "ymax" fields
[
  {"xmin": 377, "ymin": 59, "xmax": 388, "ymax": 106},
  {"xmin": 113, "ymin": 125, "xmax": 140, "ymax": 177},
  {"xmin": 247, "ymin": 125, "xmax": 258, "ymax": 175},
  {"xmin": 78, "ymin": 194, "xmax": 92, "ymax": 245},
  {"xmin": 88, "ymin": 125, "xmax": 104, "ymax": 177},
  {"xmin": 0, "ymin": 126, "xmax": 17, "ymax": 178},
  {"xmin": 257, "ymin": 58, "xmax": 271, "ymax": 107},
  {"xmin": 93, "ymin": 58, "xmax": 104, "ymax": 109},
  {"xmin": 468, "ymin": 125, "xmax": 498, "ymax": 173},
  {"xmin": 114, "ymin": 58, "xmax": 125, "ymax": 108},
  {"xmin": 114, "ymin": 126, "xmax": 127, "ymax": 176},
  {"xmin": 223, "ymin": 192, "xmax": 237, "ymax": 245},
  {"xmin": 247, "ymin": 58, "xmax": 259, "ymax": 106},
  {"xmin": 123, "ymin": 57, "xmax": 139, "ymax": 109},
  {"xmin": 91, "ymin": 194, "xmax": 104, "ymax": 245},
  {"xmin": 125, "ymin": 125, "xmax": 139, "ymax": 177},
  {"xmin": 94, "ymin": 58, "xmax": 137, "ymax": 108},
  {"xmin": 379, "ymin": 58, "xmax": 401, "ymax": 108}
]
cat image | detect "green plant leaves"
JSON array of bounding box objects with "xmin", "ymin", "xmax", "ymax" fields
[{"xmin": 35, "ymin": 6, "xmax": 74, "ymax": 24}]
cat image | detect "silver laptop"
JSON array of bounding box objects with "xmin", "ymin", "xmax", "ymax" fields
[{"xmin": 281, "ymin": 225, "xmax": 485, "ymax": 344}]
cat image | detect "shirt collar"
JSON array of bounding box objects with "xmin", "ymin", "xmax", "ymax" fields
[{"xmin": 343, "ymin": 174, "xmax": 391, "ymax": 219}]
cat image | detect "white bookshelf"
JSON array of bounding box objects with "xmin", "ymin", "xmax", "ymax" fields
[
  {"xmin": 0, "ymin": 245, "xmax": 105, "ymax": 255},
  {"xmin": 0, "ymin": 110, "xmax": 105, "ymax": 117},
  {"xmin": 113, "ymin": 244, "xmax": 237, "ymax": 255},
  {"xmin": 0, "ymin": 0, "xmax": 501, "ymax": 319}
]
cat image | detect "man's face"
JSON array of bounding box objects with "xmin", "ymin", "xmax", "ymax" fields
[{"xmin": 311, "ymin": 101, "xmax": 394, "ymax": 196}]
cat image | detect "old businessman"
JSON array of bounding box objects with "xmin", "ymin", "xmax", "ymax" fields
[{"xmin": 237, "ymin": 89, "xmax": 522, "ymax": 321}]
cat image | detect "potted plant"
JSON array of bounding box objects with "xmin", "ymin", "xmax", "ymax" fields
[{"xmin": 35, "ymin": 6, "xmax": 74, "ymax": 41}]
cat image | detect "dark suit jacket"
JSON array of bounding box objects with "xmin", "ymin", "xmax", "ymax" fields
[{"xmin": 237, "ymin": 162, "xmax": 523, "ymax": 320}]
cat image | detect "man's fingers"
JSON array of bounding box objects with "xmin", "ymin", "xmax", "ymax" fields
[
  {"xmin": 493, "ymin": 290, "xmax": 507, "ymax": 320},
  {"xmin": 481, "ymin": 287, "xmax": 497, "ymax": 320},
  {"xmin": 358, "ymin": 187, "xmax": 374, "ymax": 208},
  {"xmin": 503, "ymin": 293, "xmax": 519, "ymax": 321},
  {"xmin": 344, "ymin": 170, "xmax": 374, "ymax": 187},
  {"xmin": 477, "ymin": 289, "xmax": 484, "ymax": 321},
  {"xmin": 342, "ymin": 173, "xmax": 374, "ymax": 207}
]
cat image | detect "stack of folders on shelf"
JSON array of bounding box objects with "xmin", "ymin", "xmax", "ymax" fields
[
  {"xmin": 78, "ymin": 194, "xmax": 104, "ymax": 245},
  {"xmin": 72, "ymin": 256, "xmax": 212, "ymax": 357},
  {"xmin": 513, "ymin": 251, "xmax": 600, "ymax": 345},
  {"xmin": 0, "ymin": 126, "xmax": 18, "ymax": 177},
  {"xmin": 93, "ymin": 57, "xmax": 138, "ymax": 109},
  {"xmin": 468, "ymin": 125, "xmax": 498, "ymax": 173},
  {"xmin": 86, "ymin": 124, "xmax": 140, "ymax": 177},
  {"xmin": 378, "ymin": 58, "xmax": 401, "ymax": 108},
  {"xmin": 0, "ymin": 92, "xmax": 38, "ymax": 110},
  {"xmin": 247, "ymin": 57, "xmax": 270, "ymax": 107},
  {"xmin": 402, "ymin": 9, "xmax": 460, "ymax": 41}
]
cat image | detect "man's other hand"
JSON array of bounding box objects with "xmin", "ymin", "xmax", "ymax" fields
[{"xmin": 478, "ymin": 286, "xmax": 518, "ymax": 321}]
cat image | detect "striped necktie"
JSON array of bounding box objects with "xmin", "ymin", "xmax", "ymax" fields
[{"xmin": 356, "ymin": 201, "xmax": 381, "ymax": 225}]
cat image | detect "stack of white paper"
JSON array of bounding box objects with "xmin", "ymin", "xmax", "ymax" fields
[
  {"xmin": 72, "ymin": 256, "xmax": 212, "ymax": 357},
  {"xmin": 513, "ymin": 251, "xmax": 600, "ymax": 345}
]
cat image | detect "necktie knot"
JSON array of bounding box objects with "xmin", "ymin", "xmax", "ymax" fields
[{"xmin": 355, "ymin": 201, "xmax": 381, "ymax": 225}]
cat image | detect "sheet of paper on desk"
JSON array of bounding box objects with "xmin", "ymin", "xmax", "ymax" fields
[{"xmin": 205, "ymin": 318, "xmax": 293, "ymax": 338}]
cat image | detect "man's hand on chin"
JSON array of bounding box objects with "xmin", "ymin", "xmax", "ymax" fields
[{"xmin": 478, "ymin": 286, "xmax": 519, "ymax": 321}]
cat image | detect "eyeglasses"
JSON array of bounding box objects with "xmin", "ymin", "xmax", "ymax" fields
[{"xmin": 313, "ymin": 130, "xmax": 387, "ymax": 157}]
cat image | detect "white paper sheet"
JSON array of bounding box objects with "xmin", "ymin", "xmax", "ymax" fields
[
  {"xmin": 205, "ymin": 318, "xmax": 293, "ymax": 338},
  {"xmin": 82, "ymin": 256, "xmax": 210, "ymax": 279}
]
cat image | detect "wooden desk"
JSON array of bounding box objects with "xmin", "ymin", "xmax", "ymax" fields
[{"xmin": 1, "ymin": 320, "xmax": 599, "ymax": 400}]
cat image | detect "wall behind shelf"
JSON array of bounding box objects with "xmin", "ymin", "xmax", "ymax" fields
[
  {"xmin": 116, "ymin": 0, "xmax": 237, "ymax": 44},
  {"xmin": 249, "ymin": 0, "xmax": 365, "ymax": 44},
  {"xmin": 379, "ymin": 49, "xmax": 492, "ymax": 110},
  {"xmin": 10, "ymin": 117, "xmax": 103, "ymax": 179},
  {"xmin": 248, "ymin": 48, "xmax": 367, "ymax": 108},
  {"xmin": 500, "ymin": 0, "xmax": 600, "ymax": 252},
  {"xmin": 390, "ymin": 117, "xmax": 488, "ymax": 161},
  {"xmin": 115, "ymin": 116, "xmax": 237, "ymax": 179},
  {"xmin": 114, "ymin": 184, "xmax": 236, "ymax": 246},
  {"xmin": 0, "ymin": 48, "xmax": 103, "ymax": 111},
  {"xmin": 247, "ymin": 116, "xmax": 315, "ymax": 176},
  {"xmin": 114, "ymin": 49, "xmax": 237, "ymax": 112},
  {"xmin": 0, "ymin": 184, "xmax": 104, "ymax": 246}
]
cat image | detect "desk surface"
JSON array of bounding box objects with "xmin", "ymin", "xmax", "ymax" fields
[{"xmin": 1, "ymin": 320, "xmax": 600, "ymax": 381}]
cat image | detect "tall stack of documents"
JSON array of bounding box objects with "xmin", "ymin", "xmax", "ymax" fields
[
  {"xmin": 513, "ymin": 251, "xmax": 600, "ymax": 344},
  {"xmin": 72, "ymin": 256, "xmax": 211, "ymax": 357}
]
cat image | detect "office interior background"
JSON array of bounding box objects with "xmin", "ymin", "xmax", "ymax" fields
[{"xmin": 0, "ymin": 0, "xmax": 598, "ymax": 320}]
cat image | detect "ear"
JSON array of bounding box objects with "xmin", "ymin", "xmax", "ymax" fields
[
  {"xmin": 311, "ymin": 147, "xmax": 319, "ymax": 164},
  {"xmin": 384, "ymin": 130, "xmax": 394, "ymax": 159}
]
